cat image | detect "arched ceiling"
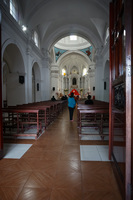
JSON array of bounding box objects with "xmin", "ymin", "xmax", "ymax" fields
[
  {"xmin": 3, "ymin": 44, "xmax": 25, "ymax": 73},
  {"xmin": 58, "ymin": 52, "xmax": 90, "ymax": 75},
  {"xmin": 19, "ymin": 0, "xmax": 110, "ymax": 51},
  {"xmin": 55, "ymin": 36, "xmax": 91, "ymax": 50}
]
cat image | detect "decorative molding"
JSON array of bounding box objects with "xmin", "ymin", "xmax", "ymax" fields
[
  {"xmin": 71, "ymin": 85, "xmax": 78, "ymax": 88},
  {"xmin": 54, "ymin": 47, "xmax": 67, "ymax": 61},
  {"xmin": 101, "ymin": 39, "xmax": 109, "ymax": 58},
  {"xmin": 1, "ymin": 4, "xmax": 43, "ymax": 59},
  {"xmin": 51, "ymin": 70, "xmax": 59, "ymax": 74},
  {"xmin": 114, "ymin": 83, "xmax": 125, "ymax": 110},
  {"xmin": 51, "ymin": 74, "xmax": 59, "ymax": 78},
  {"xmin": 26, "ymin": 47, "xmax": 33, "ymax": 57},
  {"xmin": 1, "ymin": 4, "xmax": 28, "ymax": 41},
  {"xmin": 42, "ymin": 48, "xmax": 52, "ymax": 63},
  {"xmin": 80, "ymin": 46, "xmax": 93, "ymax": 61}
]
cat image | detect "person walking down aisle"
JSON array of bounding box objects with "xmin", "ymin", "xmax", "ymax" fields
[{"xmin": 68, "ymin": 92, "xmax": 76, "ymax": 121}]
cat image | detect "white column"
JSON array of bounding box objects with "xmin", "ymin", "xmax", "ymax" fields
[
  {"xmin": 65, "ymin": 77, "xmax": 67, "ymax": 89},
  {"xmin": 69, "ymin": 77, "xmax": 72, "ymax": 92},
  {"xmin": 26, "ymin": 47, "xmax": 33, "ymax": 103},
  {"xmin": 77, "ymin": 77, "xmax": 80, "ymax": 90},
  {"xmin": 62, "ymin": 76, "xmax": 64, "ymax": 94},
  {"xmin": 50, "ymin": 64, "xmax": 59, "ymax": 99},
  {"xmin": 95, "ymin": 59, "xmax": 103, "ymax": 101}
]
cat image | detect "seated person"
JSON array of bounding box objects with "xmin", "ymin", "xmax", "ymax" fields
[
  {"xmin": 61, "ymin": 95, "xmax": 68, "ymax": 100},
  {"xmin": 51, "ymin": 95, "xmax": 56, "ymax": 101},
  {"xmin": 85, "ymin": 95, "xmax": 93, "ymax": 105},
  {"xmin": 64, "ymin": 95, "xmax": 68, "ymax": 100}
]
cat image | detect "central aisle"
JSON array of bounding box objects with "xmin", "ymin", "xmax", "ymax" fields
[{"xmin": 0, "ymin": 107, "xmax": 122, "ymax": 200}]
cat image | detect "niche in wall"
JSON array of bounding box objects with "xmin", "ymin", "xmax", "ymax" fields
[
  {"xmin": 19, "ymin": 76, "xmax": 24, "ymax": 84},
  {"xmin": 37, "ymin": 83, "xmax": 39, "ymax": 91},
  {"xmin": 72, "ymin": 78, "xmax": 76, "ymax": 85},
  {"xmin": 104, "ymin": 81, "xmax": 106, "ymax": 90}
]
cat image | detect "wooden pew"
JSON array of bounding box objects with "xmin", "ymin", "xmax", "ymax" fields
[
  {"xmin": 78, "ymin": 109, "xmax": 109, "ymax": 140},
  {"xmin": 77, "ymin": 100, "xmax": 109, "ymax": 140},
  {"xmin": 2, "ymin": 108, "xmax": 42, "ymax": 140},
  {"xmin": 112, "ymin": 108, "xmax": 125, "ymax": 141},
  {"xmin": 77, "ymin": 103, "xmax": 109, "ymax": 127},
  {"xmin": 2, "ymin": 100, "xmax": 68, "ymax": 139}
]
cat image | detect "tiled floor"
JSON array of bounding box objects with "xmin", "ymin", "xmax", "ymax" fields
[
  {"xmin": 3, "ymin": 144, "xmax": 32, "ymax": 159},
  {"xmin": 80, "ymin": 145, "xmax": 110, "ymax": 161},
  {"xmin": 0, "ymin": 107, "xmax": 123, "ymax": 200}
]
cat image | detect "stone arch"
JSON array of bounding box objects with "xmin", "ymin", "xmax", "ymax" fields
[
  {"xmin": 2, "ymin": 62, "xmax": 9, "ymax": 107},
  {"xmin": 2, "ymin": 43, "xmax": 25, "ymax": 106},
  {"xmin": 43, "ymin": 25, "xmax": 101, "ymax": 52},
  {"xmin": 32, "ymin": 62, "xmax": 41, "ymax": 102},
  {"xmin": 2, "ymin": 38, "xmax": 26, "ymax": 69},
  {"xmin": 57, "ymin": 50, "xmax": 91, "ymax": 65}
]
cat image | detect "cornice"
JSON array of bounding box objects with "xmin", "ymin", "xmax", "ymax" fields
[
  {"xmin": 1, "ymin": 1, "xmax": 43, "ymax": 59},
  {"xmin": 101, "ymin": 39, "xmax": 109, "ymax": 57}
]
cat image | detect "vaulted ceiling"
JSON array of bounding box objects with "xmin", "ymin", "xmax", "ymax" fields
[{"xmin": 19, "ymin": 0, "xmax": 110, "ymax": 51}]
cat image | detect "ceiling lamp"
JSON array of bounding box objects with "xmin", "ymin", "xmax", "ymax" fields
[{"xmin": 22, "ymin": 25, "xmax": 27, "ymax": 32}]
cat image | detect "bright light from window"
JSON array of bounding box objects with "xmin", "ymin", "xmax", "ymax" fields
[
  {"xmin": 62, "ymin": 69, "xmax": 66, "ymax": 76},
  {"xmin": 70, "ymin": 35, "xmax": 77, "ymax": 40},
  {"xmin": 124, "ymin": 30, "xmax": 126, "ymax": 36},
  {"xmin": 10, "ymin": 0, "xmax": 18, "ymax": 21},
  {"xmin": 83, "ymin": 68, "xmax": 87, "ymax": 76},
  {"xmin": 34, "ymin": 31, "xmax": 39, "ymax": 47}
]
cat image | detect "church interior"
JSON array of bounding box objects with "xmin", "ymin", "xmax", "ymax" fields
[{"xmin": 0, "ymin": 0, "xmax": 132, "ymax": 199}]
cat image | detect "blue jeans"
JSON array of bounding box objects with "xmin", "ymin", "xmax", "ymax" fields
[{"xmin": 68, "ymin": 107, "xmax": 74, "ymax": 120}]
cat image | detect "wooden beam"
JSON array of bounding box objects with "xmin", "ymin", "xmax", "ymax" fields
[
  {"xmin": 0, "ymin": 9, "xmax": 3, "ymax": 159},
  {"xmin": 109, "ymin": 2, "xmax": 114, "ymax": 160},
  {"xmin": 125, "ymin": 0, "xmax": 133, "ymax": 199}
]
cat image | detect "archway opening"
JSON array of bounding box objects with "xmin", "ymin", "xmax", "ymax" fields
[
  {"xmin": 3, "ymin": 44, "xmax": 25, "ymax": 106},
  {"xmin": 50, "ymin": 35, "xmax": 95, "ymax": 98},
  {"xmin": 32, "ymin": 62, "xmax": 41, "ymax": 102}
]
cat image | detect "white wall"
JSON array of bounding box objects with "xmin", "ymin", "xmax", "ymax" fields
[
  {"xmin": 95, "ymin": 61, "xmax": 104, "ymax": 101},
  {"xmin": 103, "ymin": 60, "xmax": 110, "ymax": 102},
  {"xmin": 2, "ymin": 11, "xmax": 51, "ymax": 106},
  {"xmin": 94, "ymin": 42, "xmax": 109, "ymax": 102},
  {"xmin": 51, "ymin": 65, "xmax": 59, "ymax": 99},
  {"xmin": 6, "ymin": 73, "xmax": 25, "ymax": 106},
  {"xmin": 1, "ymin": 4, "xmax": 109, "ymax": 105}
]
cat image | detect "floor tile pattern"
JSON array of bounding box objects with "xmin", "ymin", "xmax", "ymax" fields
[
  {"xmin": 0, "ymin": 107, "xmax": 122, "ymax": 200},
  {"xmin": 3, "ymin": 144, "xmax": 32, "ymax": 159},
  {"xmin": 80, "ymin": 145, "xmax": 110, "ymax": 161}
]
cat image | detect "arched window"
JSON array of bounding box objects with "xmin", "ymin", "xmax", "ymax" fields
[
  {"xmin": 105, "ymin": 27, "xmax": 109, "ymax": 44},
  {"xmin": 33, "ymin": 31, "xmax": 39, "ymax": 47},
  {"xmin": 62, "ymin": 69, "xmax": 66, "ymax": 76},
  {"xmin": 83, "ymin": 68, "xmax": 87, "ymax": 76},
  {"xmin": 72, "ymin": 78, "xmax": 76, "ymax": 85},
  {"xmin": 70, "ymin": 35, "xmax": 77, "ymax": 40},
  {"xmin": 10, "ymin": 0, "xmax": 18, "ymax": 21}
]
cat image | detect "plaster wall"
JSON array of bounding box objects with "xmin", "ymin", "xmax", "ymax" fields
[
  {"xmin": 95, "ymin": 41, "xmax": 109, "ymax": 102},
  {"xmin": 2, "ymin": 12, "xmax": 51, "ymax": 105}
]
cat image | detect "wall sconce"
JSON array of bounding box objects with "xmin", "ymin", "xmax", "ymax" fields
[{"xmin": 22, "ymin": 25, "xmax": 27, "ymax": 32}]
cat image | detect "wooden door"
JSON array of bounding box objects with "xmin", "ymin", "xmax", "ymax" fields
[
  {"xmin": 109, "ymin": 0, "xmax": 133, "ymax": 199},
  {"xmin": 0, "ymin": 10, "xmax": 3, "ymax": 159}
]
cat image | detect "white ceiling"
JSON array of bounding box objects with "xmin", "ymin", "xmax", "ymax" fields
[
  {"xmin": 55, "ymin": 36, "xmax": 91, "ymax": 50},
  {"xmin": 19, "ymin": 0, "xmax": 110, "ymax": 51}
]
